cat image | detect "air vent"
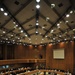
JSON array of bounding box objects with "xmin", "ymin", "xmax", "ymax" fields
[
  {"xmin": 58, "ymin": 3, "xmax": 63, "ymax": 7},
  {"xmin": 43, "ymin": 24, "xmax": 47, "ymax": 26},
  {"xmin": 14, "ymin": 1, "xmax": 20, "ymax": 5},
  {"xmin": 32, "ymin": 9, "xmax": 34, "ymax": 11},
  {"xmin": 29, "ymin": 24, "xmax": 32, "ymax": 27},
  {"xmin": 71, "ymin": 21, "xmax": 74, "ymax": 23}
]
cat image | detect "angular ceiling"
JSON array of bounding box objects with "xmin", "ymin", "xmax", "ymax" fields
[{"xmin": 0, "ymin": 0, "xmax": 75, "ymax": 45}]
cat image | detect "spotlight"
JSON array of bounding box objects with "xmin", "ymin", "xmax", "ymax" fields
[{"xmin": 36, "ymin": 4, "xmax": 40, "ymax": 9}]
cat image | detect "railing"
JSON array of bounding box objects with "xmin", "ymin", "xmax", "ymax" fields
[{"xmin": 0, "ymin": 59, "xmax": 46, "ymax": 65}]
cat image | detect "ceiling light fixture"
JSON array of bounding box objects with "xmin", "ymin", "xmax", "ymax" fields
[
  {"xmin": 65, "ymin": 20, "xmax": 69, "ymax": 23},
  {"xmin": 46, "ymin": 17, "xmax": 50, "ymax": 21},
  {"xmin": 70, "ymin": 10, "xmax": 73, "ymax": 14},
  {"xmin": 0, "ymin": 8, "xmax": 4, "ymax": 11},
  {"xmin": 36, "ymin": 0, "xmax": 40, "ymax": 3},
  {"xmin": 4, "ymin": 12, "xmax": 8, "ymax": 16},
  {"xmin": 21, "ymin": 30, "xmax": 23, "ymax": 33},
  {"xmin": 51, "ymin": 4, "xmax": 55, "ymax": 8},
  {"xmin": 3, "ymin": 31, "xmax": 6, "ymax": 33},
  {"xmin": 66, "ymin": 14, "xmax": 70, "ymax": 17},
  {"xmin": 36, "ymin": 4, "xmax": 40, "ymax": 9},
  {"xmin": 36, "ymin": 22, "xmax": 39, "ymax": 25},
  {"xmin": 36, "ymin": 30, "xmax": 38, "ymax": 34}
]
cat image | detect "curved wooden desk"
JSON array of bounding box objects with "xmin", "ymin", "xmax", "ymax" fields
[{"xmin": 19, "ymin": 70, "xmax": 66, "ymax": 75}]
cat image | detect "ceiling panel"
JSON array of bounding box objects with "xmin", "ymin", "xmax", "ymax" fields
[
  {"xmin": 40, "ymin": 0, "xmax": 59, "ymax": 23},
  {"xmin": 16, "ymin": 0, "xmax": 36, "ymax": 23}
]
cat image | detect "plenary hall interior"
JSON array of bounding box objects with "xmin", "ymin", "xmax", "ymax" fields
[{"xmin": 0, "ymin": 0, "xmax": 75, "ymax": 75}]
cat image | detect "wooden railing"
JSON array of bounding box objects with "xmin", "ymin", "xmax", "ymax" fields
[{"xmin": 0, "ymin": 59, "xmax": 46, "ymax": 65}]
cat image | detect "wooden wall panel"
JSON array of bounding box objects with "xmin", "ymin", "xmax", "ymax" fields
[
  {"xmin": 14, "ymin": 45, "xmax": 46, "ymax": 59},
  {"xmin": 46, "ymin": 42, "xmax": 74, "ymax": 72}
]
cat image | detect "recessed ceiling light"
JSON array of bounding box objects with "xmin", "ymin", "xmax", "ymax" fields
[
  {"xmin": 3, "ymin": 31, "xmax": 6, "ymax": 33},
  {"xmin": 4, "ymin": 12, "xmax": 8, "ymax": 16},
  {"xmin": 36, "ymin": 22, "xmax": 39, "ymax": 25},
  {"xmin": 70, "ymin": 10, "xmax": 73, "ymax": 14},
  {"xmin": 13, "ymin": 21, "xmax": 16, "ymax": 24},
  {"xmin": 16, "ymin": 24, "xmax": 18, "ymax": 27},
  {"xmin": 30, "ymin": 41, "xmax": 32, "ymax": 43},
  {"xmin": 6, "ymin": 38, "xmax": 8, "ymax": 40},
  {"xmin": 41, "ymin": 41, "xmax": 42, "ymax": 43},
  {"xmin": 0, "ymin": 8, "xmax": 4, "ymax": 11},
  {"xmin": 42, "ymin": 38, "xmax": 44, "ymax": 40},
  {"xmin": 65, "ymin": 20, "xmax": 69, "ymax": 23},
  {"xmin": 1, "ymin": 40, "xmax": 2, "ymax": 42},
  {"xmin": 58, "ymin": 40, "xmax": 60, "ymax": 42},
  {"xmin": 19, "ymin": 27, "xmax": 21, "ymax": 30},
  {"xmin": 66, "ymin": 14, "xmax": 70, "ymax": 17},
  {"xmin": 36, "ymin": 4, "xmax": 40, "ymax": 9},
  {"xmin": 59, "ymin": 35, "xmax": 61, "ymax": 37},
  {"xmin": 25, "ymin": 34, "xmax": 27, "ymax": 37},
  {"xmin": 73, "ymin": 36, "xmax": 75, "ymax": 38},
  {"xmin": 59, "ymin": 21, "xmax": 62, "ymax": 23},
  {"xmin": 51, "ymin": 4, "xmax": 55, "ymax": 8},
  {"xmin": 36, "ymin": 0, "xmax": 40, "ymax": 3},
  {"xmin": 8, "ymin": 41, "xmax": 10, "ymax": 43},
  {"xmin": 0, "ymin": 35, "xmax": 2, "ymax": 36},
  {"xmin": 45, "ymin": 35, "xmax": 47, "ymax": 37},
  {"xmin": 57, "ymin": 23, "xmax": 60, "ymax": 26},
  {"xmin": 64, "ymin": 38, "xmax": 67, "ymax": 40},
  {"xmin": 42, "ymin": 26, "xmax": 45, "ymax": 29},
  {"xmin": 20, "ymin": 40, "xmax": 21, "ymax": 42},
  {"xmin": 50, "ymin": 29, "xmax": 54, "ymax": 33},
  {"xmin": 46, "ymin": 17, "xmax": 50, "ymax": 21},
  {"xmin": 73, "ymin": 29, "xmax": 75, "ymax": 31},
  {"xmin": 11, "ymin": 35, "xmax": 13, "ymax": 37},
  {"xmin": 21, "ymin": 30, "xmax": 23, "ymax": 33},
  {"xmin": 53, "ymin": 38, "xmax": 55, "ymax": 40},
  {"xmin": 29, "ymin": 38, "xmax": 31, "ymax": 40},
  {"xmin": 14, "ymin": 26, "xmax": 17, "ymax": 29},
  {"xmin": 13, "ymin": 40, "xmax": 15, "ymax": 41},
  {"xmin": 18, "ymin": 37, "xmax": 20, "ymax": 39},
  {"xmin": 36, "ymin": 31, "xmax": 38, "ymax": 34}
]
